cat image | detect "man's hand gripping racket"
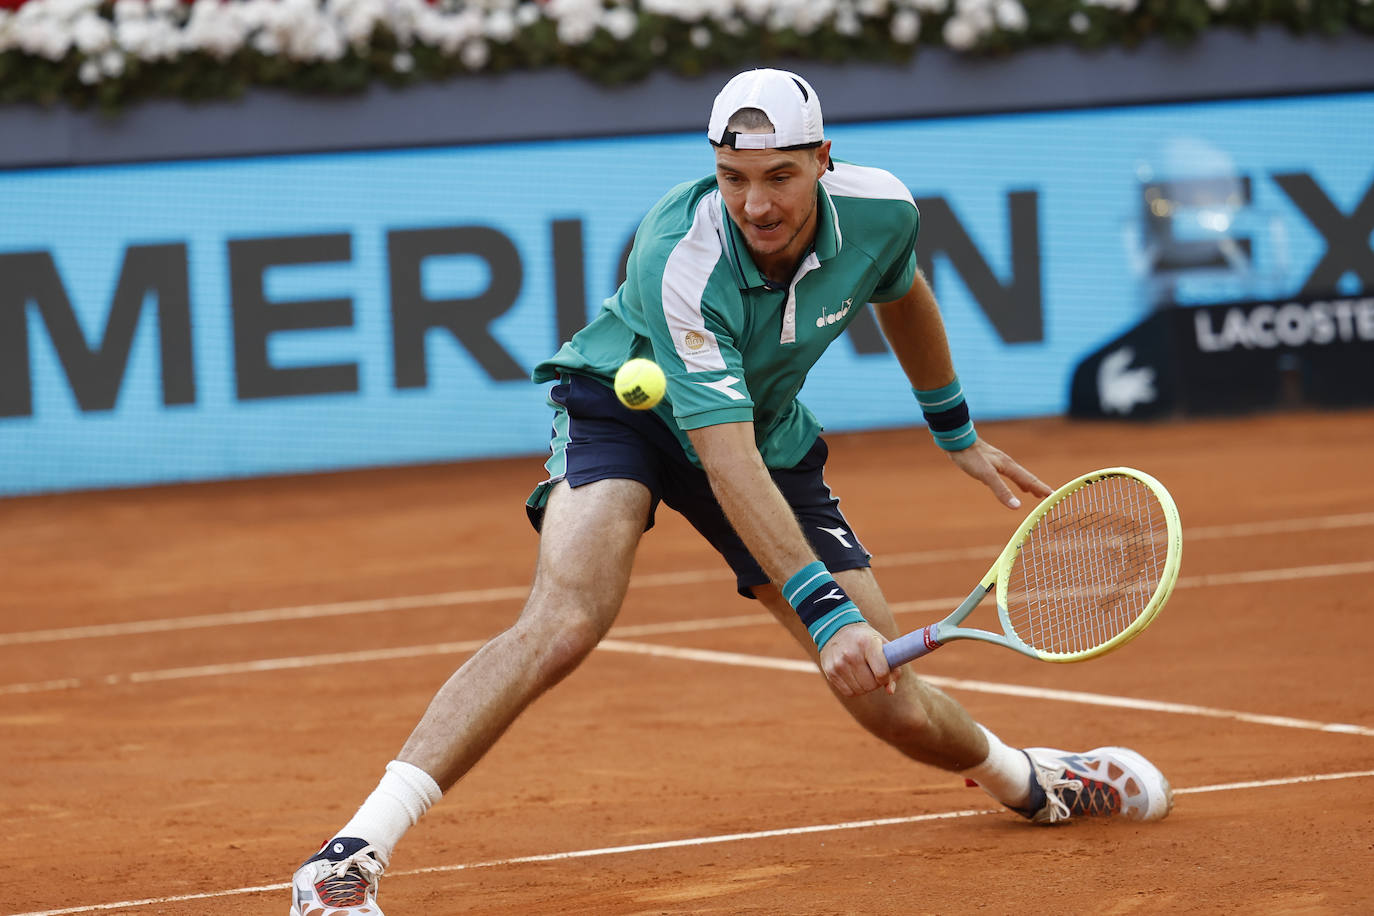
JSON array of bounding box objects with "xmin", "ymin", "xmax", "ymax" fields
[{"xmin": 884, "ymin": 467, "xmax": 1183, "ymax": 668}]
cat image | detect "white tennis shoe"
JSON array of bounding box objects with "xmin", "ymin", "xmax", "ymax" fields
[
  {"xmin": 1019, "ymin": 746, "xmax": 1173, "ymax": 824},
  {"xmin": 290, "ymin": 837, "xmax": 387, "ymax": 916}
]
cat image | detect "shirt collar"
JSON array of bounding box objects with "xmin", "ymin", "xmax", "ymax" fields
[
  {"xmin": 717, "ymin": 182, "xmax": 841, "ymax": 291},
  {"xmin": 813, "ymin": 182, "xmax": 841, "ymax": 262}
]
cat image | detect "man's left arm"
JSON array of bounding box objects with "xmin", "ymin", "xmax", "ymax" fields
[{"xmin": 872, "ymin": 270, "xmax": 1052, "ymax": 509}]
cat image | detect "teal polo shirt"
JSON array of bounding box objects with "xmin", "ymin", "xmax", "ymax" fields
[{"xmin": 533, "ymin": 159, "xmax": 920, "ymax": 469}]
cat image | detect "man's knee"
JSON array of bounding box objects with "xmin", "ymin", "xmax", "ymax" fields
[
  {"xmin": 853, "ymin": 685, "xmax": 937, "ymax": 746},
  {"xmin": 508, "ymin": 601, "xmax": 610, "ymax": 685}
]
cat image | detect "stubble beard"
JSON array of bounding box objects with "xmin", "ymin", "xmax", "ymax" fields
[{"xmin": 743, "ymin": 192, "xmax": 818, "ymax": 272}]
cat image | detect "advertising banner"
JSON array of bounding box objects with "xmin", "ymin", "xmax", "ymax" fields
[
  {"xmin": 1069, "ymin": 294, "xmax": 1374, "ymax": 419},
  {"xmin": 3, "ymin": 91, "xmax": 1371, "ymax": 494}
]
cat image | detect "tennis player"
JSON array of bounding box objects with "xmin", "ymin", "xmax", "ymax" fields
[{"xmin": 290, "ymin": 68, "xmax": 1173, "ymax": 915}]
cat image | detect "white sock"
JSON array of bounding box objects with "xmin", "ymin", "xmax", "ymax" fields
[
  {"xmin": 337, "ymin": 760, "xmax": 443, "ymax": 863},
  {"xmin": 960, "ymin": 725, "xmax": 1033, "ymax": 808}
]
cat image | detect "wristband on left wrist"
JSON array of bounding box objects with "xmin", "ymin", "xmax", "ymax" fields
[{"xmin": 914, "ymin": 377, "xmax": 977, "ymax": 451}]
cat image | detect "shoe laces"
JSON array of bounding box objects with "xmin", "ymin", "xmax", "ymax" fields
[
  {"xmin": 1037, "ymin": 769, "xmax": 1084, "ymax": 824},
  {"xmin": 1061, "ymin": 773, "xmax": 1123, "ymax": 817},
  {"xmin": 315, "ymin": 845, "xmax": 386, "ymax": 907},
  {"xmin": 1038, "ymin": 763, "xmax": 1127, "ymax": 821}
]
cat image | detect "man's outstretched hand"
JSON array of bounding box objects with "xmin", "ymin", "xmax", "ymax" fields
[{"xmin": 947, "ymin": 439, "xmax": 1052, "ymax": 510}]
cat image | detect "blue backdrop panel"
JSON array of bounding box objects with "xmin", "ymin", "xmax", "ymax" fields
[{"xmin": 2, "ymin": 91, "xmax": 1370, "ymax": 495}]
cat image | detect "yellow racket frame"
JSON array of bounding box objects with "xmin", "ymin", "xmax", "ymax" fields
[{"xmin": 883, "ymin": 467, "xmax": 1183, "ymax": 667}]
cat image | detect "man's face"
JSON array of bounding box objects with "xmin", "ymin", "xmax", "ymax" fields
[{"xmin": 714, "ymin": 141, "xmax": 831, "ymax": 270}]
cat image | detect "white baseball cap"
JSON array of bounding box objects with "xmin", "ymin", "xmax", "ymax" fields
[{"xmin": 707, "ymin": 68, "xmax": 825, "ymax": 151}]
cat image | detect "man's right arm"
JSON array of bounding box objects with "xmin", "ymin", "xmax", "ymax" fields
[
  {"xmin": 686, "ymin": 421, "xmax": 814, "ymax": 583},
  {"xmin": 686, "ymin": 421, "xmax": 897, "ymax": 696}
]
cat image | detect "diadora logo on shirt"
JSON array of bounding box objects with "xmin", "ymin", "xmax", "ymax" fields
[
  {"xmin": 693, "ymin": 375, "xmax": 746, "ymax": 401},
  {"xmin": 817, "ymin": 297, "xmax": 854, "ymax": 328}
]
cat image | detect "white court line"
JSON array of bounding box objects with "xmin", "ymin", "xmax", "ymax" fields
[
  {"xmin": 877, "ymin": 511, "xmax": 1374, "ymax": 566},
  {"xmin": 0, "ymin": 621, "xmax": 765, "ymax": 696},
  {"xmin": 10, "ymin": 618, "xmax": 1369, "ymax": 746},
  {"xmin": 4, "ymin": 511, "xmax": 1372, "ymax": 647},
  {"xmin": 596, "ymin": 640, "xmax": 1374, "ymax": 738},
  {"xmin": 1178, "ymin": 560, "xmax": 1374, "ymax": 587},
  {"xmin": 10, "ymin": 768, "xmax": 1374, "ymax": 916},
  {"xmin": 0, "ymin": 588, "xmax": 533, "ymax": 647},
  {"xmin": 3, "ymin": 557, "xmax": 1373, "ymax": 697},
  {"xmin": 1186, "ymin": 512, "xmax": 1374, "ymax": 539}
]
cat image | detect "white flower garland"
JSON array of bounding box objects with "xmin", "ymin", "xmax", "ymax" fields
[
  {"xmin": 0, "ymin": 0, "xmax": 1039, "ymax": 74},
  {"xmin": 1, "ymin": 0, "xmax": 1363, "ymax": 105}
]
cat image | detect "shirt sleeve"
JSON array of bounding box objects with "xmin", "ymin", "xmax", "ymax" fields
[
  {"xmin": 869, "ymin": 200, "xmax": 921, "ymax": 303},
  {"xmin": 645, "ymin": 266, "xmax": 756, "ymax": 431},
  {"xmin": 630, "ymin": 197, "xmax": 758, "ymax": 431}
]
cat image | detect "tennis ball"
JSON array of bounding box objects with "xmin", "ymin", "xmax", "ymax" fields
[{"xmin": 614, "ymin": 358, "xmax": 666, "ymax": 410}]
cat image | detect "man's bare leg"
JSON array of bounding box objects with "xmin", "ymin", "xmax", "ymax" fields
[
  {"xmin": 752, "ymin": 568, "xmax": 1032, "ymax": 803},
  {"xmin": 324, "ymin": 478, "xmax": 650, "ymax": 860},
  {"xmin": 398, "ymin": 477, "xmax": 653, "ymax": 790}
]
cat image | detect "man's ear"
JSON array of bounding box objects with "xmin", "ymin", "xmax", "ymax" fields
[{"xmin": 817, "ymin": 140, "xmax": 833, "ymax": 174}]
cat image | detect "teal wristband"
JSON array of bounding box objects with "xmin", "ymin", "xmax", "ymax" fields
[
  {"xmin": 783, "ymin": 561, "xmax": 866, "ymax": 651},
  {"xmin": 913, "ymin": 378, "xmax": 964, "ymax": 411},
  {"xmin": 914, "ymin": 378, "xmax": 977, "ymax": 452}
]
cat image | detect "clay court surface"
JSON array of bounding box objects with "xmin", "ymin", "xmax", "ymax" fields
[{"xmin": 4, "ymin": 408, "xmax": 1373, "ymax": 915}]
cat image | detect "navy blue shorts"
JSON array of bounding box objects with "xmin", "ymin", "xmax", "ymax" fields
[{"xmin": 526, "ymin": 374, "xmax": 870, "ymax": 597}]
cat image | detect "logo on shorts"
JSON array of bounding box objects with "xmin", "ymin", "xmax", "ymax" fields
[
  {"xmin": 818, "ymin": 526, "xmax": 853, "ymax": 548},
  {"xmin": 684, "ymin": 330, "xmax": 706, "ymax": 351}
]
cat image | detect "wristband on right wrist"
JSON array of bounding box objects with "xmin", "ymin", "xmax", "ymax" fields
[
  {"xmin": 783, "ymin": 561, "xmax": 866, "ymax": 651},
  {"xmin": 914, "ymin": 377, "xmax": 977, "ymax": 451}
]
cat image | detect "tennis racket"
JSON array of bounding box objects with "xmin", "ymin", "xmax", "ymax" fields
[{"xmin": 883, "ymin": 467, "xmax": 1182, "ymax": 668}]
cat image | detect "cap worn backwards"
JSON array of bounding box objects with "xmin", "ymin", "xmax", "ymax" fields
[{"xmin": 707, "ymin": 68, "xmax": 825, "ymax": 152}]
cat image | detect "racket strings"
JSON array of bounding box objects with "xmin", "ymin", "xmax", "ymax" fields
[{"xmin": 1006, "ymin": 476, "xmax": 1168, "ymax": 656}]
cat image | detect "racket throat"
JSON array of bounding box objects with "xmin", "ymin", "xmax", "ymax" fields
[
  {"xmin": 952, "ymin": 582, "xmax": 994, "ymax": 623},
  {"xmin": 920, "ymin": 584, "xmax": 988, "ymax": 654}
]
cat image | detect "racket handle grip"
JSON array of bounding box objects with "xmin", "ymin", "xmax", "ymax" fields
[{"xmin": 884, "ymin": 625, "xmax": 943, "ymax": 668}]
